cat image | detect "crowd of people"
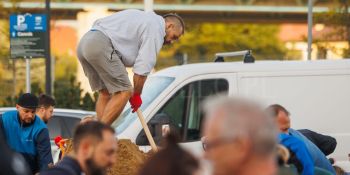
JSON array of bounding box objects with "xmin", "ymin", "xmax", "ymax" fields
[{"xmin": 0, "ymin": 93, "xmax": 348, "ymax": 175}]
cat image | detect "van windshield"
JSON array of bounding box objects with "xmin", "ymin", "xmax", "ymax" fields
[{"xmin": 112, "ymin": 76, "xmax": 175, "ymax": 133}]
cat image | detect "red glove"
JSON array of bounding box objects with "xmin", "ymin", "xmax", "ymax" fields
[
  {"xmin": 54, "ymin": 136, "xmax": 63, "ymax": 147},
  {"xmin": 129, "ymin": 93, "xmax": 142, "ymax": 113}
]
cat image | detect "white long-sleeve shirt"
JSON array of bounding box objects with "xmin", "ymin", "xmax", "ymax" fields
[{"xmin": 92, "ymin": 9, "xmax": 166, "ymax": 75}]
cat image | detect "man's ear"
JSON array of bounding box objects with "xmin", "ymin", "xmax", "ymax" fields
[
  {"xmin": 234, "ymin": 138, "xmax": 252, "ymax": 160},
  {"xmin": 36, "ymin": 107, "xmax": 43, "ymax": 114},
  {"xmin": 166, "ymin": 22, "xmax": 174, "ymax": 30},
  {"xmin": 79, "ymin": 139, "xmax": 93, "ymax": 158}
]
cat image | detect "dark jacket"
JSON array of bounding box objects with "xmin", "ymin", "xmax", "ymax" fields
[
  {"xmin": 298, "ymin": 129, "xmax": 337, "ymax": 156},
  {"xmin": 0, "ymin": 125, "xmax": 31, "ymax": 175},
  {"xmin": 0, "ymin": 110, "xmax": 53, "ymax": 174},
  {"xmin": 40, "ymin": 156, "xmax": 82, "ymax": 175}
]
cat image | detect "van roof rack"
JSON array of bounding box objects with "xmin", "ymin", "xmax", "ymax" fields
[{"xmin": 214, "ymin": 50, "xmax": 255, "ymax": 63}]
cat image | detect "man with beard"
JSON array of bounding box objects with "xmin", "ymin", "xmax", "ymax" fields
[
  {"xmin": 0, "ymin": 93, "xmax": 53, "ymax": 174},
  {"xmin": 77, "ymin": 9, "xmax": 184, "ymax": 125},
  {"xmin": 36, "ymin": 94, "xmax": 56, "ymax": 124},
  {"xmin": 41, "ymin": 121, "xmax": 117, "ymax": 175},
  {"xmin": 202, "ymin": 96, "xmax": 278, "ymax": 175}
]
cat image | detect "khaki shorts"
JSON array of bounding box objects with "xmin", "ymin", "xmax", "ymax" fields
[{"xmin": 77, "ymin": 30, "xmax": 132, "ymax": 94}]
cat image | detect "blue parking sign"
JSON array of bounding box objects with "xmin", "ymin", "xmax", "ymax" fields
[
  {"xmin": 10, "ymin": 14, "xmax": 46, "ymax": 32},
  {"xmin": 9, "ymin": 13, "xmax": 48, "ymax": 58}
]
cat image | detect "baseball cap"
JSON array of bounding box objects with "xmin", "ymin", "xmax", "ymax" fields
[{"xmin": 17, "ymin": 93, "xmax": 39, "ymax": 109}]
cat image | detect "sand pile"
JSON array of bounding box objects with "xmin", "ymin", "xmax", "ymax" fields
[
  {"xmin": 108, "ymin": 139, "xmax": 149, "ymax": 175},
  {"xmin": 64, "ymin": 139, "xmax": 150, "ymax": 175}
]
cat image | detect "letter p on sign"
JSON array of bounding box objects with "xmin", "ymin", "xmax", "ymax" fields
[{"xmin": 17, "ymin": 15, "xmax": 25, "ymax": 26}]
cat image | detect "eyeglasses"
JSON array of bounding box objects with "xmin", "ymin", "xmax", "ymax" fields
[{"xmin": 202, "ymin": 137, "xmax": 236, "ymax": 151}]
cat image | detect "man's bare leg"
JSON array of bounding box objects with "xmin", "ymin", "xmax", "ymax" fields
[
  {"xmin": 96, "ymin": 89, "xmax": 110, "ymax": 120},
  {"xmin": 101, "ymin": 90, "xmax": 132, "ymax": 125}
]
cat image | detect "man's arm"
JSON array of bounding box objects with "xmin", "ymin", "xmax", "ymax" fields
[
  {"xmin": 133, "ymin": 74, "xmax": 147, "ymax": 94},
  {"xmin": 279, "ymin": 134, "xmax": 314, "ymax": 175},
  {"xmin": 36, "ymin": 128, "xmax": 53, "ymax": 171},
  {"xmin": 129, "ymin": 74, "xmax": 147, "ymax": 112}
]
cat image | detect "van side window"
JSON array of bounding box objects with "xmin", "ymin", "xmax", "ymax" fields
[
  {"xmin": 186, "ymin": 79, "xmax": 228, "ymax": 141},
  {"xmin": 136, "ymin": 79, "xmax": 228, "ymax": 145}
]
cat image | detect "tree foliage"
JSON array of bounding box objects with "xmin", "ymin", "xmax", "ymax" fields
[
  {"xmin": 156, "ymin": 23, "xmax": 287, "ymax": 69},
  {"xmin": 3, "ymin": 75, "xmax": 96, "ymax": 111},
  {"xmin": 314, "ymin": 0, "xmax": 350, "ymax": 57},
  {"xmin": 0, "ymin": 0, "xmax": 23, "ymax": 102},
  {"xmin": 55, "ymin": 54, "xmax": 77, "ymax": 80},
  {"xmin": 53, "ymin": 75, "xmax": 96, "ymax": 111}
]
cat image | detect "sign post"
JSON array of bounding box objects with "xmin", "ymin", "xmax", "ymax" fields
[
  {"xmin": 45, "ymin": 0, "xmax": 52, "ymax": 96},
  {"xmin": 9, "ymin": 13, "xmax": 48, "ymax": 93}
]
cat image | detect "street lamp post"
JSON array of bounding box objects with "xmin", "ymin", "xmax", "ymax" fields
[
  {"xmin": 144, "ymin": 0, "xmax": 154, "ymax": 12},
  {"xmin": 45, "ymin": 0, "xmax": 52, "ymax": 95},
  {"xmin": 307, "ymin": 0, "xmax": 313, "ymax": 60}
]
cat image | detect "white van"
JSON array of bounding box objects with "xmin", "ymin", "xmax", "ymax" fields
[{"xmin": 112, "ymin": 59, "xmax": 350, "ymax": 170}]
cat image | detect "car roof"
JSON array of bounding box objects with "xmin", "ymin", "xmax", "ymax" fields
[
  {"xmin": 152, "ymin": 59, "xmax": 350, "ymax": 78},
  {"xmin": 0, "ymin": 107, "xmax": 95, "ymax": 119}
]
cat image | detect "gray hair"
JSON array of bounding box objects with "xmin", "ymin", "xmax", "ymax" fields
[{"xmin": 203, "ymin": 95, "xmax": 278, "ymax": 156}]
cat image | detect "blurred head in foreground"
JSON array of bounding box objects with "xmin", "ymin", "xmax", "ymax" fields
[
  {"xmin": 138, "ymin": 133, "xmax": 200, "ymax": 175},
  {"xmin": 202, "ymin": 95, "xmax": 278, "ymax": 175}
]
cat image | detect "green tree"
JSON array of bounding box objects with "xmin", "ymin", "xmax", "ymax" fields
[
  {"xmin": 3, "ymin": 75, "xmax": 97, "ymax": 110},
  {"xmin": 53, "ymin": 54, "xmax": 97, "ymax": 110},
  {"xmin": 54, "ymin": 54, "xmax": 77, "ymax": 81},
  {"xmin": 54, "ymin": 75, "xmax": 96, "ymax": 110},
  {"xmin": 0, "ymin": 0, "xmax": 24, "ymax": 104},
  {"xmin": 157, "ymin": 23, "xmax": 287, "ymax": 69},
  {"xmin": 81, "ymin": 92, "xmax": 95, "ymax": 111},
  {"xmin": 54, "ymin": 76, "xmax": 82, "ymax": 109},
  {"xmin": 2, "ymin": 94, "xmax": 18, "ymax": 107},
  {"xmin": 314, "ymin": 0, "xmax": 350, "ymax": 57}
]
